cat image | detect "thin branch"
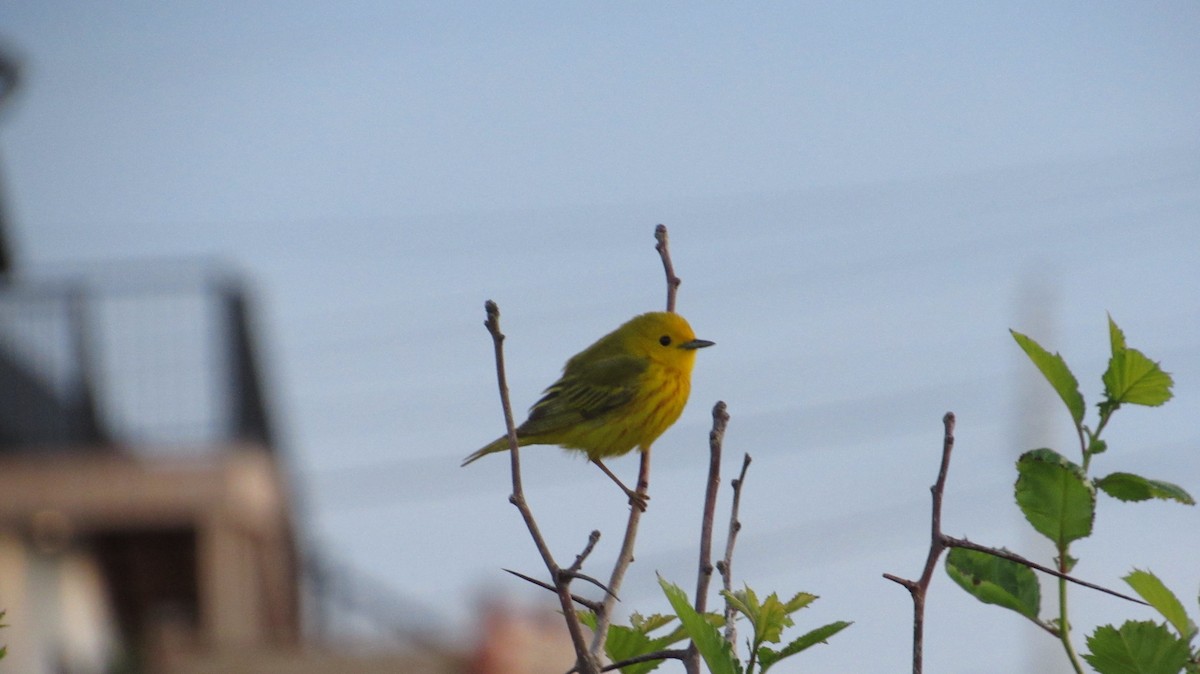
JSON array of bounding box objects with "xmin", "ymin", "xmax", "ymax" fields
[
  {"xmin": 882, "ymin": 411, "xmax": 956, "ymax": 674},
  {"xmin": 600, "ymin": 649, "xmax": 689, "ymax": 672},
  {"xmin": 485, "ymin": 301, "xmax": 599, "ymax": 674},
  {"xmin": 942, "ymin": 537, "xmax": 1148, "ymax": 606},
  {"xmin": 591, "ymin": 225, "xmax": 682, "ymax": 657},
  {"xmin": 695, "ymin": 402, "xmax": 729, "ymax": 613},
  {"xmin": 654, "ymin": 224, "xmax": 681, "ymax": 313},
  {"xmin": 719, "ymin": 452, "xmax": 752, "ymax": 646},
  {"xmin": 566, "ymin": 530, "xmax": 603, "ymax": 576},
  {"xmin": 682, "ymin": 401, "xmax": 730, "ymax": 674},
  {"xmin": 590, "ymin": 450, "xmax": 650, "ymax": 656}
]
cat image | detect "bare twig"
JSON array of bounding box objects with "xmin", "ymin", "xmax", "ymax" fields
[
  {"xmin": 566, "ymin": 530, "xmax": 603, "ymax": 576},
  {"xmin": 719, "ymin": 453, "xmax": 752, "ymax": 646},
  {"xmin": 591, "ymin": 227, "xmax": 683, "ymax": 658},
  {"xmin": 695, "ymin": 402, "xmax": 729, "ymax": 613},
  {"xmin": 882, "ymin": 411, "xmax": 956, "ymax": 674},
  {"xmin": 655, "ymin": 224, "xmax": 681, "ymax": 313},
  {"xmin": 485, "ymin": 301, "xmax": 600, "ymax": 674},
  {"xmin": 601, "ymin": 649, "xmax": 689, "ymax": 672},
  {"xmin": 682, "ymin": 401, "xmax": 730, "ymax": 674},
  {"xmin": 591, "ymin": 450, "xmax": 650, "ymax": 656},
  {"xmin": 882, "ymin": 412, "xmax": 1149, "ymax": 674}
]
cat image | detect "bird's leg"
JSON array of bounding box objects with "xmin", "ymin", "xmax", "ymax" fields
[{"xmin": 591, "ymin": 459, "xmax": 649, "ymax": 511}]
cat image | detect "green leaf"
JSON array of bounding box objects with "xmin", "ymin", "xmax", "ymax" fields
[
  {"xmin": 1108, "ymin": 314, "xmax": 1127, "ymax": 353},
  {"xmin": 1097, "ymin": 473, "xmax": 1195, "ymax": 505},
  {"xmin": 604, "ymin": 625, "xmax": 681, "ymax": 674},
  {"xmin": 724, "ymin": 587, "xmax": 796, "ymax": 646},
  {"xmin": 754, "ymin": 593, "xmax": 793, "ymax": 644},
  {"xmin": 757, "ymin": 621, "xmax": 852, "ymax": 673},
  {"xmin": 1015, "ymin": 449, "xmax": 1096, "ymax": 547},
  {"xmin": 1124, "ymin": 570, "xmax": 1197, "ymax": 641},
  {"xmin": 629, "ymin": 612, "xmax": 678, "ymax": 634},
  {"xmin": 1083, "ymin": 621, "xmax": 1190, "ymax": 674},
  {"xmin": 722, "ymin": 586, "xmax": 756, "ymax": 624},
  {"xmin": 945, "ymin": 547, "xmax": 1041, "ymax": 621},
  {"xmin": 781, "ymin": 592, "xmax": 817, "ymax": 614},
  {"xmin": 604, "ymin": 626, "xmax": 662, "ymax": 674},
  {"xmin": 1103, "ymin": 338, "xmax": 1174, "ymax": 407},
  {"xmin": 659, "ymin": 576, "xmax": 739, "ymax": 674},
  {"xmin": 1011, "ymin": 329, "xmax": 1086, "ymax": 426}
]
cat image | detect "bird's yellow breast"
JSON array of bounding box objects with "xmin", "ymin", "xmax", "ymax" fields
[{"xmin": 554, "ymin": 361, "xmax": 691, "ymax": 460}]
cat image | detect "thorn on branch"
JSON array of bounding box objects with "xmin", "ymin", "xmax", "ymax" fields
[
  {"xmin": 484, "ymin": 301, "xmax": 597, "ymax": 672},
  {"xmin": 502, "ymin": 569, "xmax": 602, "ymax": 614},
  {"xmin": 560, "ymin": 570, "xmax": 620, "ymax": 601}
]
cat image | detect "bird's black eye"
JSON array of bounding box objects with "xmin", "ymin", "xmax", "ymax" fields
[{"xmin": 659, "ymin": 335, "xmax": 672, "ymax": 346}]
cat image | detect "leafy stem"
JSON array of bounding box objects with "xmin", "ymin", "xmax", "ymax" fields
[{"xmin": 1057, "ymin": 552, "xmax": 1085, "ymax": 674}]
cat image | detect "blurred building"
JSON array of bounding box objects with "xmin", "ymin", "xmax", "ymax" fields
[
  {"xmin": 0, "ymin": 46, "xmax": 574, "ymax": 674},
  {"xmin": 0, "ymin": 268, "xmax": 289, "ymax": 672},
  {"xmin": 0, "ymin": 265, "xmax": 573, "ymax": 673},
  {"xmin": 0, "ymin": 264, "xmax": 519, "ymax": 673}
]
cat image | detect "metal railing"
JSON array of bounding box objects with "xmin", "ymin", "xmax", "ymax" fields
[{"xmin": 0, "ymin": 264, "xmax": 273, "ymax": 453}]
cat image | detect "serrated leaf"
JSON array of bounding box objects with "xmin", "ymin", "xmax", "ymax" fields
[
  {"xmin": 1011, "ymin": 329, "xmax": 1086, "ymax": 425},
  {"xmin": 630, "ymin": 612, "xmax": 677, "ymax": 634},
  {"xmin": 605, "ymin": 625, "xmax": 669, "ymax": 674},
  {"xmin": 1124, "ymin": 570, "xmax": 1197, "ymax": 641},
  {"xmin": 1015, "ymin": 449, "xmax": 1096, "ymax": 547},
  {"xmin": 945, "ymin": 547, "xmax": 1041, "ymax": 621},
  {"xmin": 1103, "ymin": 346, "xmax": 1174, "ymax": 407},
  {"xmin": 1097, "ymin": 473, "xmax": 1195, "ymax": 505},
  {"xmin": 1083, "ymin": 621, "xmax": 1190, "ymax": 674},
  {"xmin": 781, "ymin": 592, "xmax": 817, "ymax": 614},
  {"xmin": 1108, "ymin": 314, "xmax": 1127, "ymax": 353},
  {"xmin": 722, "ymin": 589, "xmax": 755, "ymax": 623},
  {"xmin": 754, "ymin": 593, "xmax": 793, "ymax": 644},
  {"xmin": 757, "ymin": 621, "xmax": 852, "ymax": 673},
  {"xmin": 660, "ymin": 576, "xmax": 739, "ymax": 674}
]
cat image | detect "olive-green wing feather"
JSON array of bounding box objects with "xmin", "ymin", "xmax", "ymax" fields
[
  {"xmin": 461, "ymin": 354, "xmax": 648, "ymax": 466},
  {"xmin": 517, "ymin": 354, "xmax": 648, "ymax": 438}
]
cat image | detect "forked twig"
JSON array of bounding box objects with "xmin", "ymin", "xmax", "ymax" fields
[
  {"xmin": 881, "ymin": 411, "xmax": 956, "ymax": 674},
  {"xmin": 590, "ymin": 226, "xmax": 682, "ymax": 657},
  {"xmin": 503, "ymin": 569, "xmax": 603, "ymax": 613},
  {"xmin": 485, "ymin": 301, "xmax": 600, "ymax": 674},
  {"xmin": 882, "ymin": 412, "xmax": 1149, "ymax": 673}
]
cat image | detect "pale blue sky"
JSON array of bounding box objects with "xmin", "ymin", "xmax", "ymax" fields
[{"xmin": 2, "ymin": 3, "xmax": 1198, "ymax": 671}]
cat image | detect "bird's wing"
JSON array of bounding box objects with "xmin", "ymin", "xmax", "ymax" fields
[{"xmin": 517, "ymin": 354, "xmax": 648, "ymax": 437}]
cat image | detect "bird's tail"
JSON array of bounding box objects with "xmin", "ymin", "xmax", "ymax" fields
[{"xmin": 461, "ymin": 435, "xmax": 518, "ymax": 467}]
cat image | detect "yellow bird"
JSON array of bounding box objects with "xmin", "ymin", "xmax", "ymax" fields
[{"xmin": 463, "ymin": 311, "xmax": 713, "ymax": 502}]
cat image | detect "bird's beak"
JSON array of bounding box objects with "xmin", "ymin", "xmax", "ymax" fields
[{"xmin": 680, "ymin": 338, "xmax": 715, "ymax": 350}]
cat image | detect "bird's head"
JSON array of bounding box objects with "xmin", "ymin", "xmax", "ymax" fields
[{"xmin": 622, "ymin": 311, "xmax": 714, "ymax": 369}]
